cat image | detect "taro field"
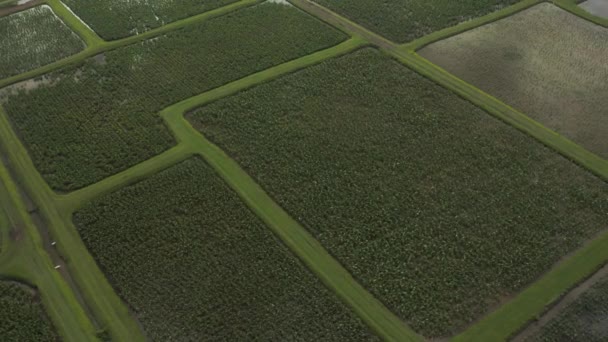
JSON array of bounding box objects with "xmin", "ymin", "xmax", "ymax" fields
[
  {"xmin": 0, "ymin": 282, "xmax": 58, "ymax": 342},
  {"xmin": 189, "ymin": 48, "xmax": 608, "ymax": 337},
  {"xmin": 313, "ymin": 0, "xmax": 521, "ymax": 42},
  {"xmin": 61, "ymin": 0, "xmax": 238, "ymax": 40},
  {"xmin": 73, "ymin": 158, "xmax": 378, "ymax": 341},
  {"xmin": 0, "ymin": 5, "xmax": 84, "ymax": 79},
  {"xmin": 2, "ymin": 2, "xmax": 345, "ymax": 191},
  {"xmin": 419, "ymin": 3, "xmax": 608, "ymax": 159},
  {"xmin": 526, "ymin": 272, "xmax": 608, "ymax": 342}
]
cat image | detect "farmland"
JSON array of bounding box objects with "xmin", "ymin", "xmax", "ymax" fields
[
  {"xmin": 580, "ymin": 0, "xmax": 608, "ymax": 18},
  {"xmin": 190, "ymin": 48, "xmax": 608, "ymax": 337},
  {"xmin": 2, "ymin": 2, "xmax": 346, "ymax": 191},
  {"xmin": 0, "ymin": 282, "xmax": 58, "ymax": 342},
  {"xmin": 418, "ymin": 3, "xmax": 608, "ymax": 159},
  {"xmin": 313, "ymin": 0, "xmax": 521, "ymax": 42},
  {"xmin": 61, "ymin": 0, "xmax": 238, "ymax": 40},
  {"xmin": 73, "ymin": 158, "xmax": 378, "ymax": 341},
  {"xmin": 0, "ymin": 5, "xmax": 84, "ymax": 79},
  {"xmin": 526, "ymin": 273, "xmax": 608, "ymax": 341}
]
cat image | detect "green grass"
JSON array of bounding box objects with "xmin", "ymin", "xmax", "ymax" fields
[
  {"xmin": 74, "ymin": 157, "xmax": 379, "ymax": 341},
  {"xmin": 62, "ymin": 0, "xmax": 238, "ymax": 40},
  {"xmin": 525, "ymin": 273, "xmax": 608, "ymax": 341},
  {"xmin": 418, "ymin": 3, "xmax": 608, "ymax": 159},
  {"xmin": 0, "ymin": 156, "xmax": 98, "ymax": 341},
  {"xmin": 189, "ymin": 48, "xmax": 608, "ymax": 337},
  {"xmin": 0, "ymin": 107, "xmax": 144, "ymax": 341},
  {"xmin": 313, "ymin": 0, "xmax": 521, "ymax": 42},
  {"xmin": 2, "ymin": 2, "xmax": 346, "ymax": 191},
  {"xmin": 0, "ymin": 282, "xmax": 59, "ymax": 342},
  {"xmin": 0, "ymin": 5, "xmax": 85, "ymax": 79}
]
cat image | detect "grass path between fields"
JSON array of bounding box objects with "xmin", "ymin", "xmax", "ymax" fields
[
  {"xmin": 0, "ymin": 159, "xmax": 97, "ymax": 341},
  {"xmin": 55, "ymin": 37, "xmax": 423, "ymax": 342},
  {"xmin": 0, "ymin": 0, "xmax": 264, "ymax": 89},
  {"xmin": 288, "ymin": 0, "xmax": 608, "ymax": 341},
  {"xmin": 2, "ymin": 0, "xmax": 607, "ymax": 340}
]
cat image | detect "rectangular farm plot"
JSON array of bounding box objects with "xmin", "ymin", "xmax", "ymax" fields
[
  {"xmin": 525, "ymin": 271, "xmax": 608, "ymax": 341},
  {"xmin": 0, "ymin": 5, "xmax": 84, "ymax": 79},
  {"xmin": 188, "ymin": 48, "xmax": 608, "ymax": 338},
  {"xmin": 0, "ymin": 282, "xmax": 58, "ymax": 341},
  {"xmin": 73, "ymin": 158, "xmax": 378, "ymax": 341},
  {"xmin": 62, "ymin": 0, "xmax": 237, "ymax": 40},
  {"xmin": 1, "ymin": 2, "xmax": 346, "ymax": 191},
  {"xmin": 313, "ymin": 0, "xmax": 521, "ymax": 42},
  {"xmin": 419, "ymin": 3, "xmax": 608, "ymax": 159}
]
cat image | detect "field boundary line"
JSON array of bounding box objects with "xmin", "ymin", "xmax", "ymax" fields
[
  {"xmin": 56, "ymin": 144, "xmax": 193, "ymax": 213},
  {"xmin": 272, "ymin": 0, "xmax": 608, "ymax": 340},
  {"xmin": 401, "ymin": 0, "xmax": 542, "ymax": 51},
  {"xmin": 46, "ymin": 0, "xmax": 103, "ymax": 47},
  {"xmin": 0, "ymin": 0, "xmax": 263, "ymax": 89},
  {"xmin": 0, "ymin": 158, "xmax": 98, "ymax": 341},
  {"xmin": 0, "ymin": 106, "xmax": 146, "ymax": 341},
  {"xmin": 552, "ymin": 0, "xmax": 608, "ymax": 26},
  {"xmin": 158, "ymin": 37, "xmax": 422, "ymax": 341},
  {"xmin": 453, "ymin": 231, "xmax": 608, "ymax": 341},
  {"xmin": 163, "ymin": 122, "xmax": 422, "ymax": 339}
]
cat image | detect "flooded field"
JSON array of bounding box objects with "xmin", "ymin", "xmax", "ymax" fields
[
  {"xmin": 580, "ymin": 0, "xmax": 608, "ymax": 18},
  {"xmin": 419, "ymin": 3, "xmax": 608, "ymax": 158}
]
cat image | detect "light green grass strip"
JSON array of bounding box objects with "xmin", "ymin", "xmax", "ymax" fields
[
  {"xmin": 552, "ymin": 0, "xmax": 608, "ymax": 27},
  {"xmin": 389, "ymin": 51, "xmax": 608, "ymax": 182},
  {"xmin": 453, "ymin": 231, "xmax": 608, "ymax": 341},
  {"xmin": 0, "ymin": 160, "xmax": 97, "ymax": 342},
  {"xmin": 150, "ymin": 37, "xmax": 422, "ymax": 342},
  {"xmin": 56, "ymin": 144, "xmax": 193, "ymax": 213},
  {"xmin": 0, "ymin": 0, "xmax": 263, "ymax": 89},
  {"xmin": 46, "ymin": 0, "xmax": 103, "ymax": 47},
  {"xmin": 402, "ymin": 0, "xmax": 542, "ymax": 51},
  {"xmin": 0, "ymin": 107, "xmax": 145, "ymax": 342}
]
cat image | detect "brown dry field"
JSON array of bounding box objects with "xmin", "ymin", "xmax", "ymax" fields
[{"xmin": 419, "ymin": 3, "xmax": 608, "ymax": 159}]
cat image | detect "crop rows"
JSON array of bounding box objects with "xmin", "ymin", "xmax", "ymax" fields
[
  {"xmin": 189, "ymin": 48, "xmax": 608, "ymax": 337},
  {"xmin": 419, "ymin": 3, "xmax": 608, "ymax": 159},
  {"xmin": 526, "ymin": 273, "xmax": 608, "ymax": 341},
  {"xmin": 313, "ymin": 0, "xmax": 521, "ymax": 42},
  {"xmin": 0, "ymin": 282, "xmax": 58, "ymax": 342},
  {"xmin": 62, "ymin": 0, "xmax": 238, "ymax": 40},
  {"xmin": 2, "ymin": 2, "xmax": 346, "ymax": 191},
  {"xmin": 73, "ymin": 157, "xmax": 378, "ymax": 341},
  {"xmin": 0, "ymin": 5, "xmax": 84, "ymax": 79}
]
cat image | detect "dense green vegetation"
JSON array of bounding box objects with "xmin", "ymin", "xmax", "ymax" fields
[
  {"xmin": 0, "ymin": 282, "xmax": 58, "ymax": 341},
  {"xmin": 419, "ymin": 3, "xmax": 608, "ymax": 159},
  {"xmin": 527, "ymin": 273, "xmax": 608, "ymax": 341},
  {"xmin": 189, "ymin": 48, "xmax": 608, "ymax": 337},
  {"xmin": 0, "ymin": 6, "xmax": 84, "ymax": 79},
  {"xmin": 314, "ymin": 0, "xmax": 521, "ymax": 42},
  {"xmin": 62, "ymin": 0, "xmax": 238, "ymax": 40},
  {"xmin": 73, "ymin": 158, "xmax": 378, "ymax": 341},
  {"xmin": 2, "ymin": 2, "xmax": 346, "ymax": 191}
]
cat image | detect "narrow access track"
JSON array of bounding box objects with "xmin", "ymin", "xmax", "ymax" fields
[
  {"xmin": 0, "ymin": 157, "xmax": 98, "ymax": 341},
  {"xmin": 288, "ymin": 0, "xmax": 608, "ymax": 341}
]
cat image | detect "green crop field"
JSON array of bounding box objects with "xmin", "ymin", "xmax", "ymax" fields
[
  {"xmin": 62, "ymin": 0, "xmax": 237, "ymax": 40},
  {"xmin": 0, "ymin": 282, "xmax": 58, "ymax": 342},
  {"xmin": 313, "ymin": 0, "xmax": 521, "ymax": 42},
  {"xmin": 73, "ymin": 158, "xmax": 378, "ymax": 341},
  {"xmin": 0, "ymin": 5, "xmax": 84, "ymax": 79},
  {"xmin": 526, "ymin": 273, "xmax": 608, "ymax": 341},
  {"xmin": 2, "ymin": 0, "xmax": 608, "ymax": 340},
  {"xmin": 190, "ymin": 48, "xmax": 608, "ymax": 337},
  {"xmin": 419, "ymin": 3, "xmax": 608, "ymax": 159},
  {"xmin": 2, "ymin": 2, "xmax": 345, "ymax": 191}
]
